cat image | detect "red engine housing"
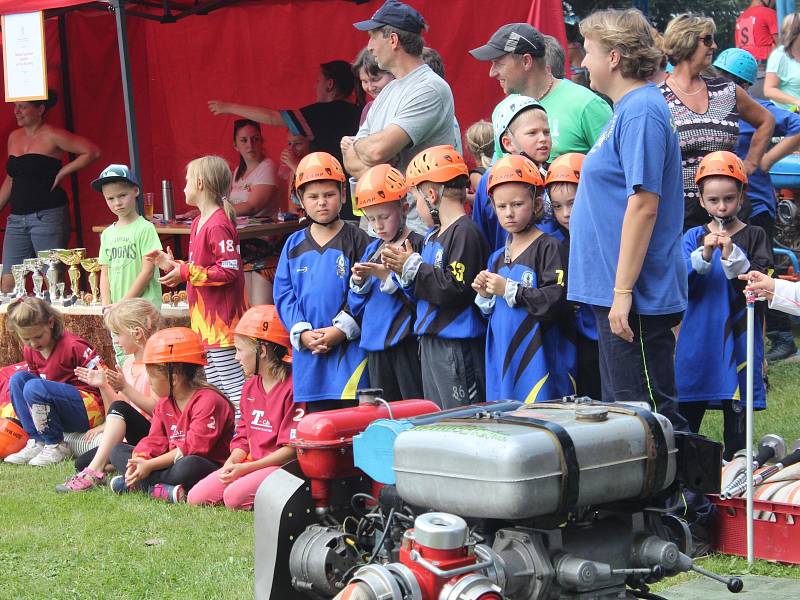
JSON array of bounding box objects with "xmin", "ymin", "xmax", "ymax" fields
[{"xmin": 290, "ymin": 399, "xmax": 438, "ymax": 507}]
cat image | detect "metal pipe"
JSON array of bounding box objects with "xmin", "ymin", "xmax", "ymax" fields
[{"xmin": 745, "ymin": 296, "xmax": 755, "ymax": 565}]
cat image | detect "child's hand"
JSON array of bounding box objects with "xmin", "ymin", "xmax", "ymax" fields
[
  {"xmin": 280, "ymin": 148, "xmax": 299, "ymax": 171},
  {"xmin": 82, "ymin": 423, "xmax": 105, "ymax": 443},
  {"xmin": 300, "ymin": 330, "xmax": 324, "ymax": 351},
  {"xmin": 353, "ymin": 262, "xmax": 389, "ymax": 282},
  {"xmin": 471, "ymin": 270, "xmax": 492, "ymax": 299},
  {"xmin": 738, "ymin": 271, "xmax": 775, "ymax": 297},
  {"xmin": 105, "ymin": 368, "xmax": 128, "ymax": 394},
  {"xmin": 381, "ymin": 239, "xmax": 414, "ymax": 275},
  {"xmin": 702, "ymin": 232, "xmax": 719, "ymax": 261},
  {"xmin": 145, "ymin": 247, "xmax": 177, "ymax": 272},
  {"xmin": 159, "ymin": 265, "xmax": 182, "ymax": 288},
  {"xmin": 308, "ymin": 326, "xmax": 347, "ymax": 354},
  {"xmin": 719, "ymin": 235, "xmax": 733, "ymax": 260},
  {"xmin": 74, "ymin": 366, "xmax": 107, "ymax": 387},
  {"xmin": 218, "ymin": 462, "xmax": 252, "ymax": 484},
  {"xmin": 482, "ymin": 273, "xmax": 508, "ymax": 297},
  {"xmin": 125, "ymin": 457, "xmax": 153, "ymax": 487}
]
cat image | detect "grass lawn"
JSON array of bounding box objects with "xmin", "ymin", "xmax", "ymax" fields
[{"xmin": 2, "ymin": 361, "xmax": 800, "ymax": 598}]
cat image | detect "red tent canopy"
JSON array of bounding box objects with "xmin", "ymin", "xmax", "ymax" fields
[
  {"xmin": 0, "ymin": 0, "xmax": 566, "ymax": 256},
  {"xmin": 0, "ymin": 0, "xmax": 92, "ymax": 14}
]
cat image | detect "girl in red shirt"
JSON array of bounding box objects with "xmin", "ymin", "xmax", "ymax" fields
[
  {"xmin": 188, "ymin": 305, "xmax": 303, "ymax": 510},
  {"xmin": 147, "ymin": 156, "xmax": 247, "ymax": 417},
  {"xmin": 109, "ymin": 327, "xmax": 235, "ymax": 503},
  {"xmin": 4, "ymin": 298, "xmax": 103, "ymax": 467}
]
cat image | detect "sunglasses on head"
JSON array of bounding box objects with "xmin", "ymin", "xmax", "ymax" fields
[{"xmin": 699, "ymin": 34, "xmax": 715, "ymax": 48}]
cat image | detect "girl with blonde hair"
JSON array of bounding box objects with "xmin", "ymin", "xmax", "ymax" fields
[
  {"xmin": 57, "ymin": 298, "xmax": 162, "ymax": 492},
  {"xmin": 147, "ymin": 156, "xmax": 247, "ymax": 416}
]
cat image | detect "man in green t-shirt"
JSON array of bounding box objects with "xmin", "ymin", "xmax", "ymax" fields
[
  {"xmin": 91, "ymin": 165, "xmax": 163, "ymax": 308},
  {"xmin": 470, "ymin": 23, "xmax": 612, "ymax": 160}
]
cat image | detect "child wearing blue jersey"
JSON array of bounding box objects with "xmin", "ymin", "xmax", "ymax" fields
[
  {"xmin": 472, "ymin": 95, "xmax": 552, "ymax": 252},
  {"xmin": 273, "ymin": 152, "xmax": 370, "ymax": 410},
  {"xmin": 472, "ymin": 155, "xmax": 570, "ymax": 403},
  {"xmin": 676, "ymin": 152, "xmax": 771, "ymax": 460},
  {"xmin": 545, "ymin": 153, "xmax": 601, "ymax": 400},
  {"xmin": 349, "ymin": 165, "xmax": 423, "ymax": 401},
  {"xmin": 382, "ymin": 146, "xmax": 489, "ymax": 409}
]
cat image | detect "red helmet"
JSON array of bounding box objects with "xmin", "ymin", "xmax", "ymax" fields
[
  {"xmin": 405, "ymin": 145, "xmax": 468, "ymax": 188},
  {"xmin": 487, "ymin": 154, "xmax": 544, "ymax": 196},
  {"xmin": 355, "ymin": 164, "xmax": 408, "ymax": 209},
  {"xmin": 294, "ymin": 152, "xmax": 346, "ymax": 189},
  {"xmin": 545, "ymin": 153, "xmax": 585, "ymax": 187},
  {"xmin": 0, "ymin": 418, "xmax": 28, "ymax": 459}
]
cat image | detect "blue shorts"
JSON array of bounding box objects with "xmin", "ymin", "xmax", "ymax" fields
[{"xmin": 2, "ymin": 205, "xmax": 71, "ymax": 273}]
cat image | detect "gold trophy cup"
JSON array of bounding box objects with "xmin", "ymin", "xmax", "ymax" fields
[
  {"xmin": 57, "ymin": 248, "xmax": 86, "ymax": 301},
  {"xmin": 80, "ymin": 258, "xmax": 102, "ymax": 305}
]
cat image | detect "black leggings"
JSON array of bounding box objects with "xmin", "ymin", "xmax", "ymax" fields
[
  {"xmin": 74, "ymin": 401, "xmax": 152, "ymax": 472},
  {"xmin": 680, "ymin": 401, "xmax": 745, "ymax": 461},
  {"xmin": 109, "ymin": 443, "xmax": 219, "ymax": 491}
]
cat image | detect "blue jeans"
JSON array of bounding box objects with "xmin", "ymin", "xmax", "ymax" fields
[
  {"xmin": 9, "ymin": 371, "xmax": 89, "ymax": 444},
  {"xmin": 2, "ymin": 206, "xmax": 70, "ymax": 274},
  {"xmin": 592, "ymin": 306, "xmax": 689, "ymax": 433}
]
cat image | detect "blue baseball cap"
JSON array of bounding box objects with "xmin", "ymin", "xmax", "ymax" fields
[
  {"xmin": 353, "ymin": 0, "xmax": 426, "ymax": 34},
  {"xmin": 91, "ymin": 164, "xmax": 141, "ymax": 192}
]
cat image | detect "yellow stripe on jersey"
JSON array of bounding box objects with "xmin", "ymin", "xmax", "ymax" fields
[
  {"xmin": 341, "ymin": 358, "xmax": 369, "ymax": 400},
  {"xmin": 525, "ymin": 373, "xmax": 550, "ymax": 404}
]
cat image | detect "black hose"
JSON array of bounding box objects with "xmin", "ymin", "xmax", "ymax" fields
[
  {"xmin": 366, "ymin": 508, "xmax": 395, "ymax": 565},
  {"xmin": 351, "ymin": 492, "xmax": 379, "ymax": 518}
]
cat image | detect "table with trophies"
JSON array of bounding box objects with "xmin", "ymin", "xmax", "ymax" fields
[{"xmin": 0, "ymin": 248, "xmax": 189, "ymax": 367}]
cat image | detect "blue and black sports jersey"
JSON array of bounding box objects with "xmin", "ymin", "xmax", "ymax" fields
[
  {"xmin": 349, "ymin": 232, "xmax": 424, "ymax": 352},
  {"xmin": 411, "ymin": 216, "xmax": 489, "ymax": 339},
  {"xmin": 274, "ymin": 222, "xmax": 371, "ymax": 403},
  {"xmin": 484, "ymin": 234, "xmax": 576, "ymax": 403},
  {"xmin": 676, "ymin": 224, "xmax": 771, "ymax": 409}
]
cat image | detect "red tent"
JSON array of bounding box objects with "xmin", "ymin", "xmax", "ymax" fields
[{"xmin": 0, "ymin": 0, "xmax": 566, "ymax": 256}]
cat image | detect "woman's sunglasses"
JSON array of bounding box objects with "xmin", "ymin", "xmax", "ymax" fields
[{"xmin": 699, "ymin": 35, "xmax": 715, "ymax": 48}]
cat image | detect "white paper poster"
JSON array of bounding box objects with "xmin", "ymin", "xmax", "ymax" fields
[{"xmin": 2, "ymin": 11, "xmax": 48, "ymax": 102}]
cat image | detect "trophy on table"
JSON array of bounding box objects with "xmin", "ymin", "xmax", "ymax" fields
[
  {"xmin": 80, "ymin": 257, "xmax": 102, "ymax": 305},
  {"xmin": 39, "ymin": 250, "xmax": 64, "ymax": 304},
  {"xmin": 23, "ymin": 258, "xmax": 45, "ymax": 300},
  {"xmin": 10, "ymin": 264, "xmax": 26, "ymax": 298},
  {"xmin": 57, "ymin": 248, "xmax": 86, "ymax": 304}
]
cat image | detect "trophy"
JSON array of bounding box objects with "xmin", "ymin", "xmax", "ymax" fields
[
  {"xmin": 57, "ymin": 248, "xmax": 86, "ymax": 302},
  {"xmin": 80, "ymin": 257, "xmax": 102, "ymax": 305},
  {"xmin": 23, "ymin": 258, "xmax": 45, "ymax": 299},
  {"xmin": 40, "ymin": 250, "xmax": 64, "ymax": 303},
  {"xmin": 11, "ymin": 264, "xmax": 26, "ymax": 298}
]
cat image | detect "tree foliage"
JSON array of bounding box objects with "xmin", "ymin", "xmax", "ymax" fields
[{"xmin": 565, "ymin": 0, "xmax": 749, "ymax": 50}]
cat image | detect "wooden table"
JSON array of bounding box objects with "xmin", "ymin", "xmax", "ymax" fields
[{"xmin": 0, "ymin": 302, "xmax": 189, "ymax": 368}]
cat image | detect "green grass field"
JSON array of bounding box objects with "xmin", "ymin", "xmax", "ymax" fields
[{"xmin": 2, "ymin": 361, "xmax": 800, "ymax": 598}]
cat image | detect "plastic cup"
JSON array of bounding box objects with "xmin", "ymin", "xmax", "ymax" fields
[{"xmin": 143, "ymin": 193, "xmax": 155, "ymax": 221}]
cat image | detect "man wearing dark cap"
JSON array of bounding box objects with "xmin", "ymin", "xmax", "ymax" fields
[
  {"xmin": 471, "ymin": 23, "xmax": 611, "ymax": 159},
  {"xmin": 342, "ymin": 0, "xmax": 456, "ymax": 234},
  {"xmin": 208, "ymin": 61, "xmax": 361, "ymax": 219}
]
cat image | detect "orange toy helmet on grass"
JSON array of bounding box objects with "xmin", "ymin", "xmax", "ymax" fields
[
  {"xmin": 234, "ymin": 305, "xmax": 292, "ymax": 363},
  {"xmin": 405, "ymin": 145, "xmax": 468, "ymax": 188},
  {"xmin": 545, "ymin": 153, "xmax": 585, "ymax": 187},
  {"xmin": 487, "ymin": 154, "xmax": 545, "ymax": 196},
  {"xmin": 141, "ymin": 327, "xmax": 207, "ymax": 366},
  {"xmin": 0, "ymin": 417, "xmax": 28, "ymax": 459},
  {"xmin": 355, "ymin": 164, "xmax": 408, "ymax": 209},
  {"xmin": 695, "ymin": 151, "xmax": 748, "ymax": 186}
]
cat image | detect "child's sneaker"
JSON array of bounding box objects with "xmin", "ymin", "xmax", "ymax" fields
[
  {"xmin": 29, "ymin": 442, "xmax": 72, "ymax": 467},
  {"xmin": 56, "ymin": 468, "xmax": 107, "ymax": 493},
  {"xmin": 4, "ymin": 439, "xmax": 43, "ymax": 464},
  {"xmin": 110, "ymin": 475, "xmax": 133, "ymax": 494},
  {"xmin": 148, "ymin": 483, "xmax": 186, "ymax": 504}
]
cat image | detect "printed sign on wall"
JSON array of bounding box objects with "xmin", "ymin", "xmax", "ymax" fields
[{"xmin": 2, "ymin": 11, "xmax": 48, "ymax": 102}]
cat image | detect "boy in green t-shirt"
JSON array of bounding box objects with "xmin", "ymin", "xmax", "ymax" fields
[{"xmin": 91, "ymin": 165, "xmax": 162, "ymax": 308}]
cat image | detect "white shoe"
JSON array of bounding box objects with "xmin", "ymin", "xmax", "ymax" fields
[
  {"xmin": 4, "ymin": 439, "xmax": 44, "ymax": 464},
  {"xmin": 29, "ymin": 442, "xmax": 72, "ymax": 467}
]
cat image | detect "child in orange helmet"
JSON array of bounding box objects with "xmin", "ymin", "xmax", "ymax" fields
[
  {"xmin": 544, "ymin": 152, "xmax": 600, "ymax": 400},
  {"xmin": 274, "ymin": 152, "xmax": 371, "ymax": 410},
  {"xmin": 109, "ymin": 327, "xmax": 235, "ymax": 502},
  {"xmin": 676, "ymin": 151, "xmax": 771, "ymax": 460},
  {"xmin": 349, "ymin": 164, "xmax": 424, "ymax": 401},
  {"xmin": 188, "ymin": 305, "xmax": 303, "ymax": 510},
  {"xmin": 472, "ymin": 154, "xmax": 571, "ymax": 403},
  {"xmin": 382, "ymin": 145, "xmax": 489, "ymax": 408}
]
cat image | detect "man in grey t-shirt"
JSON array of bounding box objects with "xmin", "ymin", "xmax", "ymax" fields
[{"xmin": 342, "ymin": 0, "xmax": 456, "ymax": 234}]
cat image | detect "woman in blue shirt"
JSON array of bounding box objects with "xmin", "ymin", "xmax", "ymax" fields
[{"xmin": 568, "ymin": 8, "xmax": 688, "ymax": 431}]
